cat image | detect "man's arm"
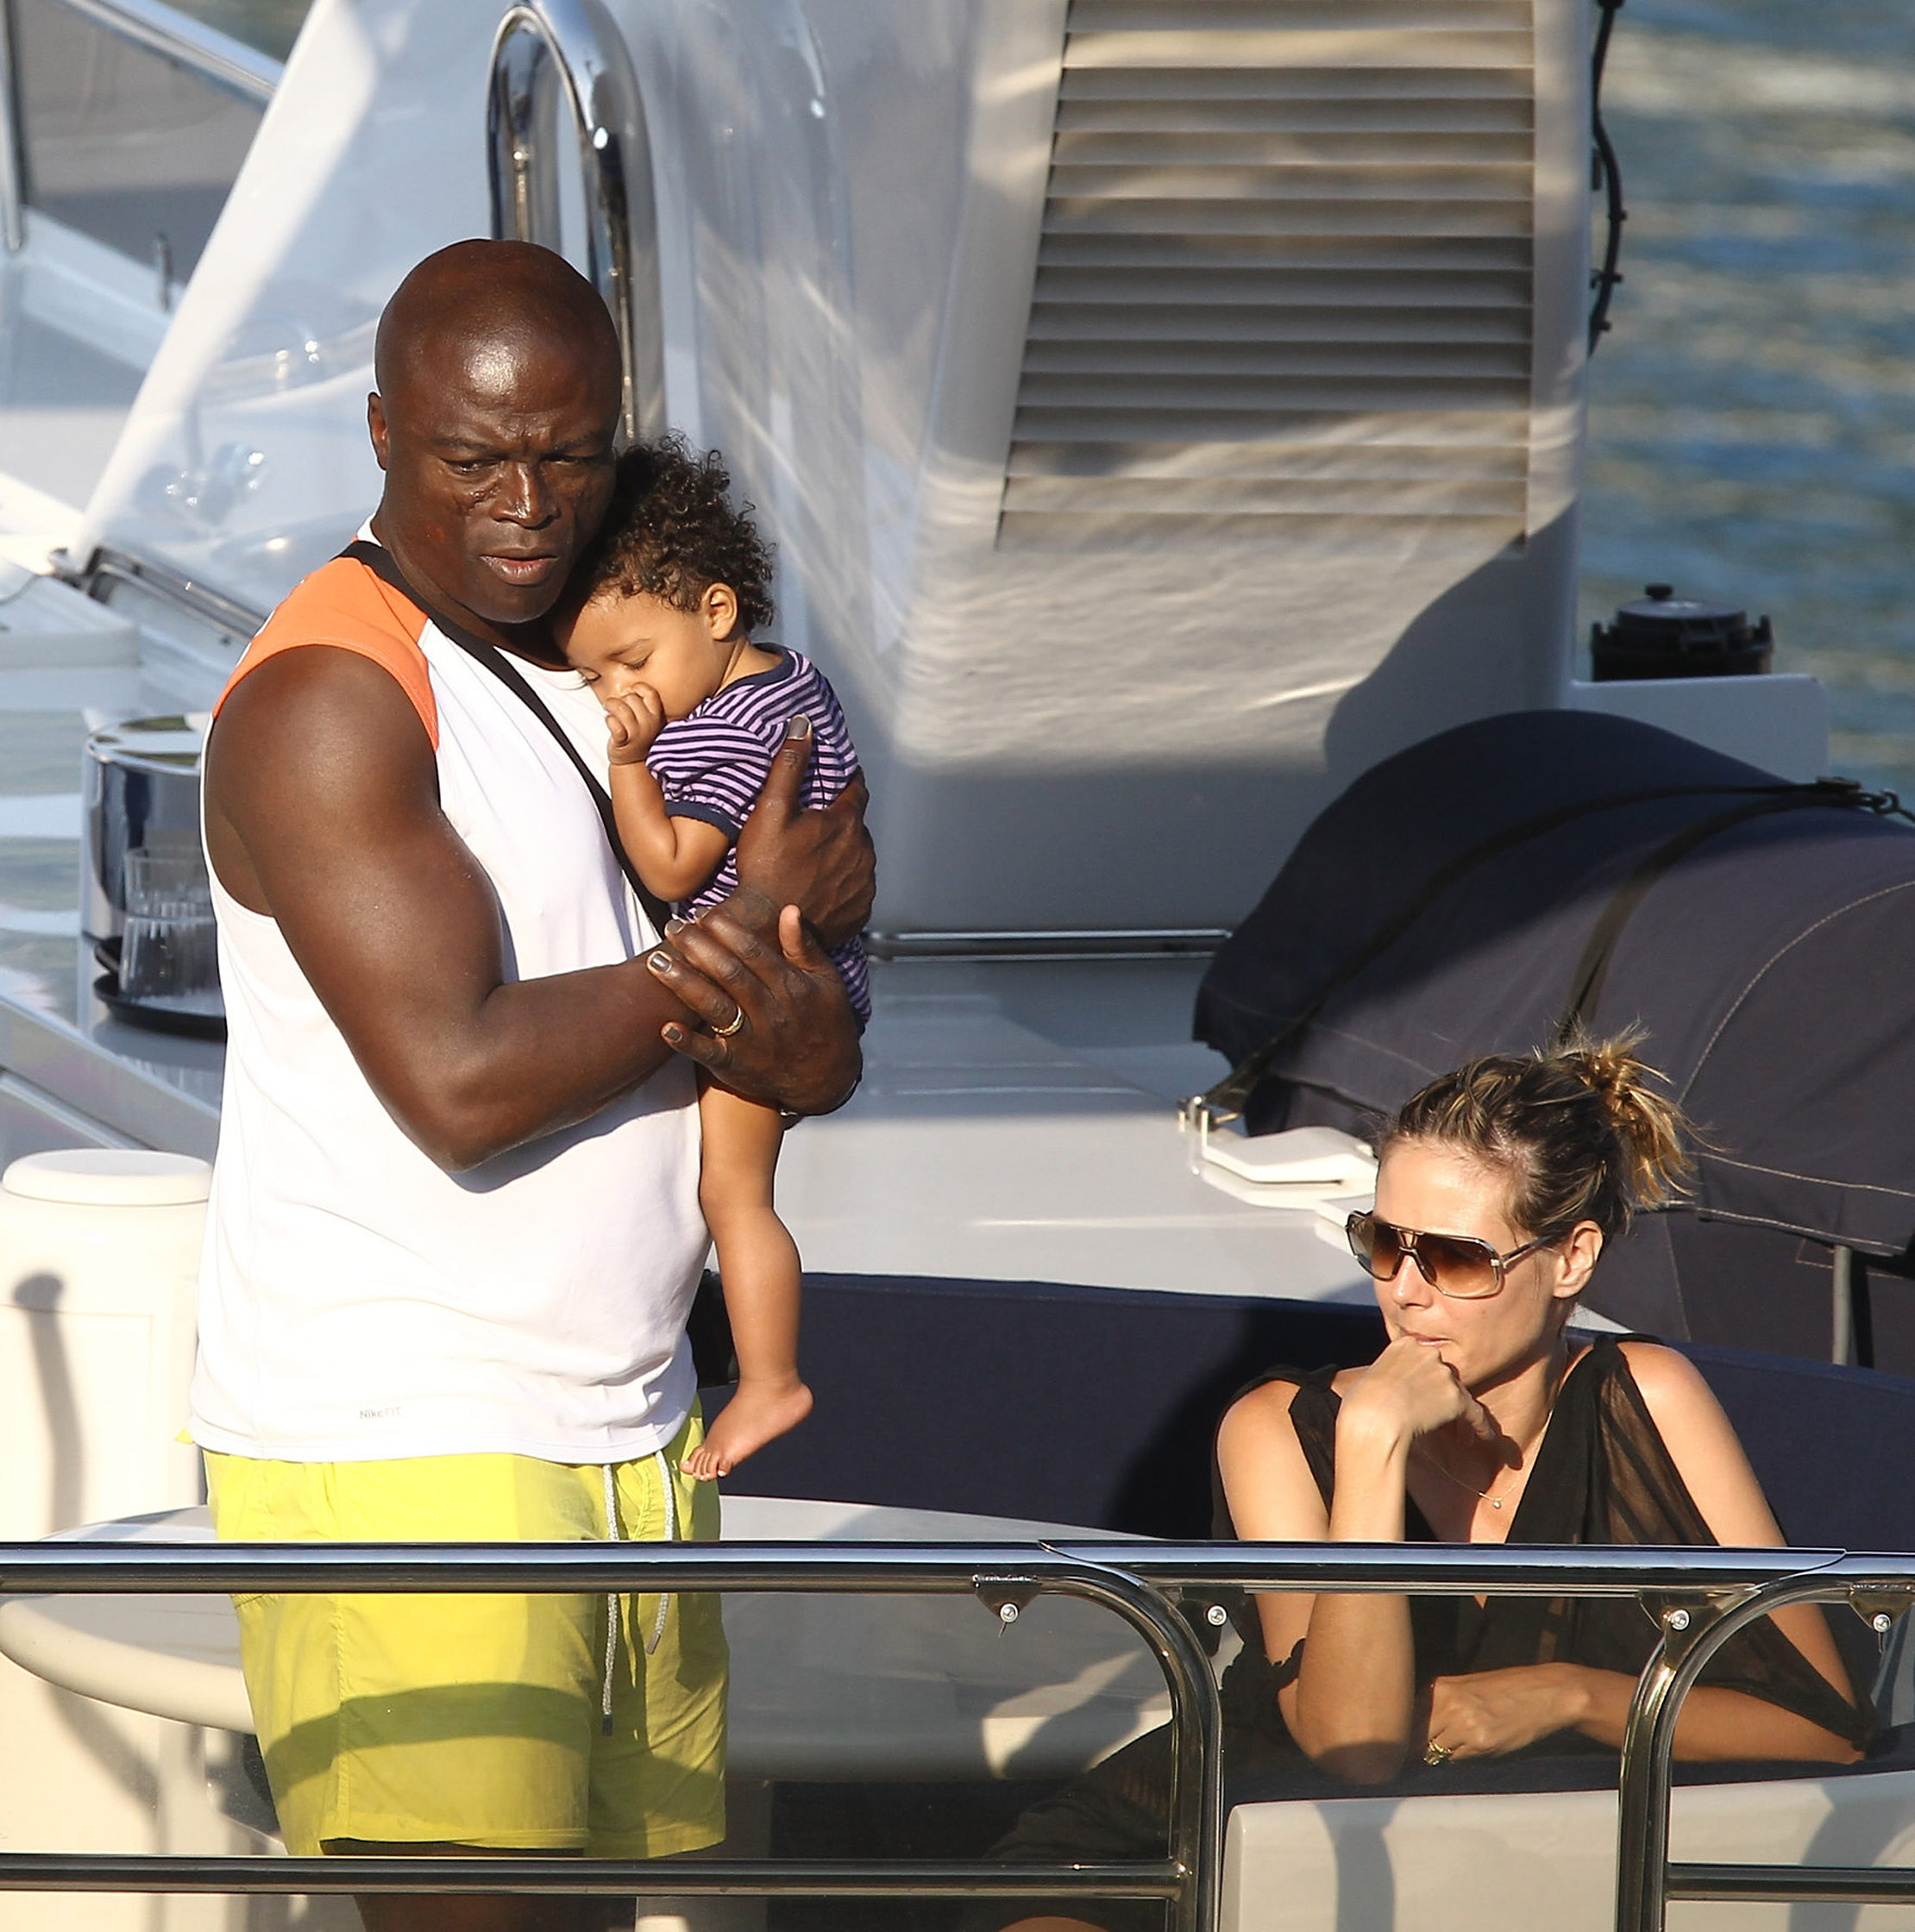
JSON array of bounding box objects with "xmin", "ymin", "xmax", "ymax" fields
[{"xmin": 205, "ymin": 648, "xmax": 863, "ymax": 1166}]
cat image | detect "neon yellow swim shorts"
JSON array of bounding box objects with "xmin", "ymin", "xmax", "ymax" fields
[{"xmin": 204, "ymin": 1409, "xmax": 726, "ymax": 1858}]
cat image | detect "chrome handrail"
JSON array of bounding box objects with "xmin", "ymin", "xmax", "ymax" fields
[
  {"xmin": 0, "ymin": 0, "xmax": 22, "ymax": 254},
  {"xmin": 78, "ymin": 543, "xmax": 268, "ymax": 643},
  {"xmin": 1614, "ymin": 1556, "xmax": 1915, "ymax": 1932},
  {"xmin": 0, "ymin": 1539, "xmax": 1222, "ymax": 1932},
  {"xmin": 3, "ymin": 1536, "xmax": 1912, "ymax": 1932},
  {"xmin": 1058, "ymin": 1540, "xmax": 1849, "ymax": 1595},
  {"xmin": 41, "ymin": 0, "xmax": 280, "ymax": 107},
  {"xmin": 487, "ymin": 0, "xmax": 666, "ymax": 445}
]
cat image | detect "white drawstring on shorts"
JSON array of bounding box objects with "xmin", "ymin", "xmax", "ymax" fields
[{"xmin": 600, "ymin": 1452, "xmax": 679, "ymax": 1735}]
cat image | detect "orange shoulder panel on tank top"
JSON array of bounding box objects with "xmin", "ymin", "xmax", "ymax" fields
[{"xmin": 214, "ymin": 554, "xmax": 439, "ymax": 748}]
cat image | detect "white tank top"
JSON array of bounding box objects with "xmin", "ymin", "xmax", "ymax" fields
[{"xmin": 190, "ymin": 568, "xmax": 706, "ymax": 1465}]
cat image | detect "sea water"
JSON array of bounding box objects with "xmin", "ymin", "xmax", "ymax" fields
[{"xmin": 1580, "ymin": 0, "xmax": 1915, "ymax": 797}]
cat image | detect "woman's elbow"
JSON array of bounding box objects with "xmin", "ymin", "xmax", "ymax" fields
[
  {"xmin": 1310, "ymin": 1739, "xmax": 1411, "ymax": 1785},
  {"xmin": 1789, "ymin": 1729, "xmax": 1863, "ymax": 1766},
  {"xmin": 1293, "ymin": 1719, "xmax": 1412, "ymax": 1785}
]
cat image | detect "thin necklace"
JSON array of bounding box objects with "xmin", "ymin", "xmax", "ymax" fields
[
  {"xmin": 1416, "ymin": 1445, "xmax": 1529, "ymax": 1511},
  {"xmin": 1416, "ymin": 1345, "xmax": 1570, "ymax": 1513}
]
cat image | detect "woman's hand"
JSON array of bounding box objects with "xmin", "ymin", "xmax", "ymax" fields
[
  {"xmin": 1425, "ymin": 1665, "xmax": 1591, "ymax": 1760},
  {"xmin": 1339, "ymin": 1334, "xmax": 1501, "ymax": 1452}
]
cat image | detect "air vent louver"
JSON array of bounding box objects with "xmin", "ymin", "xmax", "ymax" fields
[{"xmin": 1000, "ymin": 0, "xmax": 1537, "ymax": 549}]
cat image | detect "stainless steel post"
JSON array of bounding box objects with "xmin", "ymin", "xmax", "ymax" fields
[
  {"xmin": 486, "ymin": 0, "xmax": 666, "ymax": 443},
  {"xmin": 1833, "ymin": 1244, "xmax": 1855, "ymax": 1364},
  {"xmin": 1612, "ymin": 1570, "xmax": 1846, "ymax": 1932},
  {"xmin": 0, "ymin": 0, "xmax": 23, "ymax": 254},
  {"xmin": 1047, "ymin": 1560, "xmax": 1223, "ymax": 1932}
]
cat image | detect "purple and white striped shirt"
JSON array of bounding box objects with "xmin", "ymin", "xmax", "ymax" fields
[{"xmin": 647, "ymin": 646, "xmax": 869, "ymax": 1019}]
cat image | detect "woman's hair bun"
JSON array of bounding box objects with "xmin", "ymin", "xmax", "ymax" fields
[
  {"xmin": 1384, "ymin": 1029, "xmax": 1695, "ymax": 1242},
  {"xmin": 1554, "ymin": 1029, "xmax": 1694, "ymax": 1215}
]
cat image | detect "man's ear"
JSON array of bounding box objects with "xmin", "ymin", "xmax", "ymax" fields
[
  {"xmin": 367, "ymin": 392, "xmax": 391, "ymax": 473},
  {"xmin": 704, "ymin": 581, "xmax": 742, "ymax": 641}
]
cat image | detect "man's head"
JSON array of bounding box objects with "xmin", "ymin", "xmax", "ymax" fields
[{"xmin": 367, "ymin": 240, "xmax": 623, "ymax": 642}]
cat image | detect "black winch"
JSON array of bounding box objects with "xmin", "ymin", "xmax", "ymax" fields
[{"xmin": 1592, "ymin": 583, "xmax": 1774, "ymax": 681}]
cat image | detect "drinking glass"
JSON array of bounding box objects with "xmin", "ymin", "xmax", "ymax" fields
[{"xmin": 119, "ymin": 846, "xmax": 219, "ymax": 1013}]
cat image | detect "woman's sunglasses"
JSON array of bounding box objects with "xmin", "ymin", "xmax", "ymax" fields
[{"xmin": 1345, "ymin": 1210, "xmax": 1555, "ymax": 1301}]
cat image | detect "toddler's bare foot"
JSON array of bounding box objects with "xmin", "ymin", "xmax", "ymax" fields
[{"xmin": 686, "ymin": 1378, "xmax": 813, "ymax": 1478}]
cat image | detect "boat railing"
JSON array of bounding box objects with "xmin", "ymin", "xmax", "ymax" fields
[
  {"xmin": 32, "ymin": 0, "xmax": 278, "ymax": 106},
  {"xmin": 0, "ymin": 0, "xmax": 22, "ymax": 254},
  {"xmin": 1, "ymin": 0, "xmax": 279, "ymax": 273},
  {"xmin": 486, "ymin": 0, "xmax": 666, "ymax": 445},
  {"xmin": 2, "ymin": 1537, "xmax": 1913, "ymax": 1932}
]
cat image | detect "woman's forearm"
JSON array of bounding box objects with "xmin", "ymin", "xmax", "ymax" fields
[
  {"xmin": 1566, "ymin": 1669, "xmax": 1860, "ymax": 1763},
  {"xmin": 1290, "ymin": 1596, "xmax": 1420, "ymax": 1780},
  {"xmin": 1288, "ymin": 1410, "xmax": 1422, "ymax": 1780}
]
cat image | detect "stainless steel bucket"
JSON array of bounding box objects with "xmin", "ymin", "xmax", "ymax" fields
[
  {"xmin": 82, "ymin": 717, "xmax": 223, "ymax": 1032},
  {"xmin": 83, "ymin": 717, "xmax": 210, "ymax": 945}
]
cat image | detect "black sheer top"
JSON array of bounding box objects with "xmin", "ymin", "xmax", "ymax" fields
[{"xmin": 1215, "ymin": 1335, "xmax": 1871, "ymax": 1755}]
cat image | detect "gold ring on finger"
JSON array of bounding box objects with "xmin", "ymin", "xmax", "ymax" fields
[
  {"xmin": 1422, "ymin": 1740, "xmax": 1453, "ymax": 1766},
  {"xmin": 711, "ymin": 1006, "xmax": 745, "ymax": 1038}
]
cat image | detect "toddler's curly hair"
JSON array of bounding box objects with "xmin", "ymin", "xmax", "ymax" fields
[{"xmin": 574, "ymin": 432, "xmax": 775, "ymax": 635}]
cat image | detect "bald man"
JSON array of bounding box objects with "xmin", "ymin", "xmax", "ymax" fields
[{"xmin": 192, "ymin": 241, "xmax": 871, "ymax": 1930}]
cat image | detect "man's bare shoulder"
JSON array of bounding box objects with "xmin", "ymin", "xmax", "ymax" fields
[
  {"xmin": 205, "ymin": 645, "xmax": 445, "ymax": 919},
  {"xmin": 211, "ymin": 644, "xmax": 436, "ymax": 795},
  {"xmin": 216, "ymin": 552, "xmax": 440, "ymax": 755}
]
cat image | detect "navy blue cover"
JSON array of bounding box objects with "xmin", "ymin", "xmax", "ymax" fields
[{"xmin": 1191, "ymin": 710, "xmax": 1915, "ymax": 1359}]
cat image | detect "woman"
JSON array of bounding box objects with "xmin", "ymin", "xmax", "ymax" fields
[{"xmin": 984, "ymin": 1038, "xmax": 1868, "ymax": 1932}]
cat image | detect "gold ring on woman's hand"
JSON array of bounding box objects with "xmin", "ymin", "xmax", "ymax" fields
[
  {"xmin": 711, "ymin": 1006, "xmax": 745, "ymax": 1038},
  {"xmin": 1422, "ymin": 1740, "xmax": 1453, "ymax": 1766}
]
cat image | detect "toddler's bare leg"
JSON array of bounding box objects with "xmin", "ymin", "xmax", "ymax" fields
[{"xmin": 683, "ymin": 1080, "xmax": 813, "ymax": 1477}]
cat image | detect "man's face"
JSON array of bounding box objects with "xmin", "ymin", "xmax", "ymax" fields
[{"xmin": 368, "ymin": 330, "xmax": 619, "ymax": 637}]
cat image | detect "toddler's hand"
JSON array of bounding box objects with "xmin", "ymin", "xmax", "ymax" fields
[{"xmin": 604, "ymin": 687, "xmax": 666, "ymax": 765}]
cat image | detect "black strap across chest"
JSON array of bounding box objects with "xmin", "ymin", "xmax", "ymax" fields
[{"xmin": 340, "ymin": 540, "xmax": 673, "ymax": 935}]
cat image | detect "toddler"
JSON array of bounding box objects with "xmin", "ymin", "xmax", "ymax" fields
[{"xmin": 557, "ymin": 433, "xmax": 868, "ymax": 1479}]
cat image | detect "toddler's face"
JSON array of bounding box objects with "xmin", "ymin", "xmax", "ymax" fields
[{"xmin": 559, "ymin": 589, "xmax": 731, "ymax": 720}]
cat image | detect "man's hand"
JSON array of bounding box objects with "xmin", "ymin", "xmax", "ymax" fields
[
  {"xmin": 733, "ymin": 717, "xmax": 875, "ymax": 952},
  {"xmin": 646, "ymin": 901, "xmax": 862, "ymax": 1116}
]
